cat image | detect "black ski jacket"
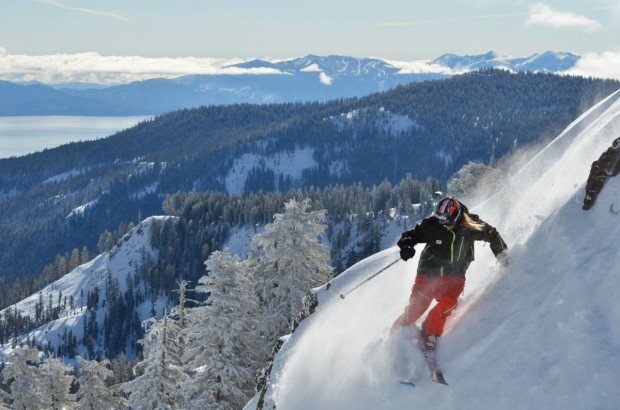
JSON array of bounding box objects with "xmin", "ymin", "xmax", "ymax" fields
[{"xmin": 399, "ymin": 207, "xmax": 507, "ymax": 278}]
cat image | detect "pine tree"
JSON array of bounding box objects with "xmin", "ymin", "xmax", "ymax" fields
[
  {"xmin": 2, "ymin": 346, "xmax": 47, "ymax": 410},
  {"xmin": 122, "ymin": 311, "xmax": 188, "ymax": 410},
  {"xmin": 184, "ymin": 250, "xmax": 261, "ymax": 410},
  {"xmin": 109, "ymin": 353, "xmax": 134, "ymax": 385},
  {"xmin": 40, "ymin": 356, "xmax": 75, "ymax": 409},
  {"xmin": 69, "ymin": 248, "xmax": 81, "ymax": 271},
  {"xmin": 250, "ymin": 199, "xmax": 332, "ymax": 335},
  {"xmin": 80, "ymin": 246, "xmax": 91, "ymax": 265},
  {"xmin": 75, "ymin": 357, "xmax": 126, "ymax": 410}
]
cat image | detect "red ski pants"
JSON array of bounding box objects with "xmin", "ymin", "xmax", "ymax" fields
[{"xmin": 392, "ymin": 274, "xmax": 465, "ymax": 336}]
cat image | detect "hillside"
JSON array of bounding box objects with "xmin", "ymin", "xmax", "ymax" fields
[
  {"xmin": 0, "ymin": 186, "xmax": 430, "ymax": 362},
  {"xmin": 247, "ymin": 89, "xmax": 620, "ymax": 409},
  {"xmin": 0, "ymin": 216, "xmax": 176, "ymax": 360},
  {"xmin": 0, "ymin": 71, "xmax": 617, "ymax": 294}
]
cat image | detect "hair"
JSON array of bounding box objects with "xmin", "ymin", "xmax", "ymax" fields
[{"xmin": 460, "ymin": 212, "xmax": 486, "ymax": 232}]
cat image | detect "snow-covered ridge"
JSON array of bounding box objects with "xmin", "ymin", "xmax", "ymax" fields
[
  {"xmin": 0, "ymin": 216, "xmax": 177, "ymax": 361},
  {"xmin": 224, "ymin": 147, "xmax": 317, "ymax": 195},
  {"xmin": 66, "ymin": 199, "xmax": 98, "ymax": 219},
  {"xmin": 430, "ymin": 50, "xmax": 580, "ymax": 74},
  {"xmin": 247, "ymin": 89, "xmax": 620, "ymax": 409},
  {"xmin": 330, "ymin": 107, "xmax": 419, "ymax": 136},
  {"xmin": 129, "ymin": 162, "xmax": 155, "ymax": 178},
  {"xmin": 43, "ymin": 168, "xmax": 87, "ymax": 185}
]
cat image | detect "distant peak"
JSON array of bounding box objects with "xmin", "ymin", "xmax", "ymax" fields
[{"xmin": 227, "ymin": 59, "xmax": 280, "ymax": 70}]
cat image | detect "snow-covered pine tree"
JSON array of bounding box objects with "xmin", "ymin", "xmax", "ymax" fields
[
  {"xmin": 250, "ymin": 199, "xmax": 332, "ymax": 336},
  {"xmin": 0, "ymin": 392, "xmax": 9, "ymax": 410},
  {"xmin": 75, "ymin": 357, "xmax": 127, "ymax": 410},
  {"xmin": 184, "ymin": 250, "xmax": 261, "ymax": 410},
  {"xmin": 2, "ymin": 346, "xmax": 47, "ymax": 410},
  {"xmin": 122, "ymin": 311, "xmax": 188, "ymax": 410},
  {"xmin": 0, "ymin": 370, "xmax": 10, "ymax": 410},
  {"xmin": 109, "ymin": 353, "xmax": 134, "ymax": 385},
  {"xmin": 40, "ymin": 356, "xmax": 75, "ymax": 409}
]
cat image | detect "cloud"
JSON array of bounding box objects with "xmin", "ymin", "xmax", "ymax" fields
[
  {"xmin": 375, "ymin": 12, "xmax": 524, "ymax": 28},
  {"xmin": 565, "ymin": 50, "xmax": 620, "ymax": 80},
  {"xmin": 591, "ymin": 3, "xmax": 620, "ymax": 11},
  {"xmin": 36, "ymin": 0, "xmax": 130, "ymax": 22},
  {"xmin": 319, "ymin": 72, "xmax": 333, "ymax": 85},
  {"xmin": 385, "ymin": 59, "xmax": 453, "ymax": 74},
  {"xmin": 300, "ymin": 63, "xmax": 322, "ymax": 73},
  {"xmin": 298, "ymin": 63, "xmax": 333, "ymax": 84},
  {"xmin": 525, "ymin": 4, "xmax": 601, "ymax": 32},
  {"xmin": 0, "ymin": 50, "xmax": 285, "ymax": 84}
]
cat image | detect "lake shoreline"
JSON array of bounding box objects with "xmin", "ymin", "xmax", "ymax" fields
[{"xmin": 0, "ymin": 115, "xmax": 152, "ymax": 159}]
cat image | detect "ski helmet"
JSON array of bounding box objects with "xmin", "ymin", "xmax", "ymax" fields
[{"xmin": 434, "ymin": 196, "xmax": 462, "ymax": 226}]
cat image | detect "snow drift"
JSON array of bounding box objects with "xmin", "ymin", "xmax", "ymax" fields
[{"xmin": 248, "ymin": 89, "xmax": 620, "ymax": 409}]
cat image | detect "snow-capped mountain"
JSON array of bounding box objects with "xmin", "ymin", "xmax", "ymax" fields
[
  {"xmin": 229, "ymin": 55, "xmax": 402, "ymax": 84},
  {"xmin": 246, "ymin": 89, "xmax": 620, "ymax": 409},
  {"xmin": 1, "ymin": 51, "xmax": 584, "ymax": 116},
  {"xmin": 61, "ymin": 55, "xmax": 445, "ymax": 115},
  {"xmin": 432, "ymin": 50, "xmax": 580, "ymax": 73},
  {"xmin": 0, "ymin": 216, "xmax": 176, "ymax": 361}
]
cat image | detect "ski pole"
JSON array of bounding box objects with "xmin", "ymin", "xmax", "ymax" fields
[{"xmin": 340, "ymin": 257, "xmax": 401, "ymax": 300}]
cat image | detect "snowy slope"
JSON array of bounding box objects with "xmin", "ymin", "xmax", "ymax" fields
[
  {"xmin": 224, "ymin": 147, "xmax": 318, "ymax": 195},
  {"xmin": 0, "ymin": 216, "xmax": 176, "ymax": 361},
  {"xmin": 247, "ymin": 89, "xmax": 620, "ymax": 409}
]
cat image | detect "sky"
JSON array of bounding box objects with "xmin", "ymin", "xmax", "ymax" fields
[{"xmin": 1, "ymin": 0, "xmax": 619, "ymax": 83}]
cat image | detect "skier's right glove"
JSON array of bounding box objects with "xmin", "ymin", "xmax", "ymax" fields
[
  {"xmin": 397, "ymin": 236, "xmax": 415, "ymax": 248},
  {"xmin": 398, "ymin": 236, "xmax": 416, "ymax": 261},
  {"xmin": 400, "ymin": 246, "xmax": 415, "ymax": 261}
]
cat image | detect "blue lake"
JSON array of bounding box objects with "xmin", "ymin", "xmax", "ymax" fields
[{"xmin": 0, "ymin": 116, "xmax": 151, "ymax": 159}]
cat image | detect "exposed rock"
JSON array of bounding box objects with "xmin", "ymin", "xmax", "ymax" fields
[{"xmin": 583, "ymin": 137, "xmax": 620, "ymax": 210}]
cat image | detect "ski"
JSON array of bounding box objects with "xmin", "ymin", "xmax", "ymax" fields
[
  {"xmin": 422, "ymin": 346, "xmax": 448, "ymax": 385},
  {"xmin": 400, "ymin": 378, "xmax": 416, "ymax": 388},
  {"xmin": 431, "ymin": 368, "xmax": 448, "ymax": 385}
]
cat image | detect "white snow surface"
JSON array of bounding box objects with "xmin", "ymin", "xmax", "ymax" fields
[
  {"xmin": 224, "ymin": 147, "xmax": 317, "ymax": 194},
  {"xmin": 43, "ymin": 168, "xmax": 87, "ymax": 184},
  {"xmin": 331, "ymin": 107, "xmax": 418, "ymax": 136},
  {"xmin": 129, "ymin": 161, "xmax": 155, "ymax": 179},
  {"xmin": 0, "ymin": 216, "xmax": 177, "ymax": 361},
  {"xmin": 66, "ymin": 199, "xmax": 98, "ymax": 219},
  {"xmin": 247, "ymin": 90, "xmax": 620, "ymax": 409}
]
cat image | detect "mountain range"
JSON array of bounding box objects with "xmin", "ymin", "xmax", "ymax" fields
[
  {"xmin": 0, "ymin": 51, "xmax": 582, "ymax": 116},
  {"xmin": 431, "ymin": 50, "xmax": 579, "ymax": 72}
]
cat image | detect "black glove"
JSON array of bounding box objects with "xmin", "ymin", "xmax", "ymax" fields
[
  {"xmin": 398, "ymin": 235, "xmax": 416, "ymax": 261},
  {"xmin": 399, "ymin": 246, "xmax": 415, "ymax": 261},
  {"xmin": 397, "ymin": 236, "xmax": 415, "ymax": 248}
]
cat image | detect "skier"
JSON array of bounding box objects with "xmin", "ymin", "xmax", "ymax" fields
[{"xmin": 392, "ymin": 196, "xmax": 509, "ymax": 354}]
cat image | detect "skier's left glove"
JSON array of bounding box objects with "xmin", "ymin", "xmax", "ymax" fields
[{"xmin": 497, "ymin": 251, "xmax": 510, "ymax": 268}]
